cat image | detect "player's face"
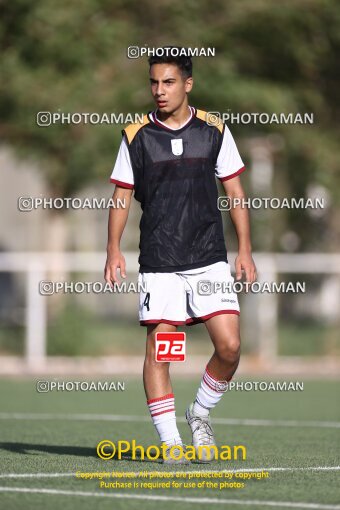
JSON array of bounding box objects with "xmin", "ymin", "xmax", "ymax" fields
[{"xmin": 149, "ymin": 64, "xmax": 193, "ymax": 114}]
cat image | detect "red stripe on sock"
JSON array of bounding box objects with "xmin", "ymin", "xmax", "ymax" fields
[
  {"xmin": 149, "ymin": 401, "xmax": 174, "ymax": 411},
  {"xmin": 151, "ymin": 408, "xmax": 175, "ymax": 417},
  {"xmin": 147, "ymin": 393, "xmax": 174, "ymax": 405},
  {"xmin": 205, "ymin": 366, "xmax": 233, "ymax": 383},
  {"xmin": 149, "ymin": 403, "xmax": 175, "ymax": 414},
  {"xmin": 203, "ymin": 375, "xmax": 218, "ymax": 392},
  {"xmin": 205, "ymin": 365, "xmax": 218, "ymax": 382}
]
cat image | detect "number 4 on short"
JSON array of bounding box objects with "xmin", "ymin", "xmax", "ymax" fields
[{"xmin": 143, "ymin": 292, "xmax": 150, "ymax": 311}]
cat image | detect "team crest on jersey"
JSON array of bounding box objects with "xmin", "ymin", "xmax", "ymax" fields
[{"xmin": 171, "ymin": 139, "xmax": 183, "ymax": 155}]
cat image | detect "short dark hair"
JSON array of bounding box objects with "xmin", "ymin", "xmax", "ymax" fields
[{"xmin": 148, "ymin": 47, "xmax": 193, "ymax": 79}]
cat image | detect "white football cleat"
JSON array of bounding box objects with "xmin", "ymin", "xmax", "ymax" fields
[{"xmin": 185, "ymin": 402, "xmax": 216, "ymax": 463}]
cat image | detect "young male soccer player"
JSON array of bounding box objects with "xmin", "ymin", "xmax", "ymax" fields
[{"xmin": 105, "ymin": 49, "xmax": 256, "ymax": 463}]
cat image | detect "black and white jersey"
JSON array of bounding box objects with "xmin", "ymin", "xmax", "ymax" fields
[{"xmin": 110, "ymin": 106, "xmax": 245, "ymax": 273}]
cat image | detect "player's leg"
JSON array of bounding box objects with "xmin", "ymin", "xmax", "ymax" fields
[
  {"xmin": 193, "ymin": 313, "xmax": 240, "ymax": 415},
  {"xmin": 184, "ymin": 262, "xmax": 240, "ymax": 461},
  {"xmin": 185, "ymin": 262, "xmax": 240, "ymax": 415},
  {"xmin": 204, "ymin": 312, "xmax": 240, "ymax": 385},
  {"xmin": 138, "ymin": 267, "xmax": 188, "ymax": 460},
  {"xmin": 143, "ymin": 323, "xmax": 175, "ymax": 400},
  {"xmin": 186, "ymin": 314, "xmax": 240, "ymax": 462},
  {"xmin": 143, "ymin": 323, "xmax": 188, "ymax": 463}
]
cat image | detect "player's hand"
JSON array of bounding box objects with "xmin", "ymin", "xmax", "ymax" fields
[
  {"xmin": 104, "ymin": 249, "xmax": 126, "ymax": 286},
  {"xmin": 235, "ymin": 250, "xmax": 257, "ymax": 283}
]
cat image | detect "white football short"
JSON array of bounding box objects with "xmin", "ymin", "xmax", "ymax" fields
[{"xmin": 138, "ymin": 261, "xmax": 239, "ymax": 326}]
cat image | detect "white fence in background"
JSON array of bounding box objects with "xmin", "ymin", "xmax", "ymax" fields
[{"xmin": 0, "ymin": 252, "xmax": 340, "ymax": 370}]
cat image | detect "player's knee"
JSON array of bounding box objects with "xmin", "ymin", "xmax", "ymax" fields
[
  {"xmin": 145, "ymin": 341, "xmax": 170, "ymax": 368},
  {"xmin": 216, "ymin": 336, "xmax": 240, "ymax": 365},
  {"xmin": 145, "ymin": 344, "xmax": 156, "ymax": 363}
]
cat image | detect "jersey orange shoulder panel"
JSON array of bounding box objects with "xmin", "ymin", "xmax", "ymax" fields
[{"xmin": 123, "ymin": 115, "xmax": 150, "ymax": 144}]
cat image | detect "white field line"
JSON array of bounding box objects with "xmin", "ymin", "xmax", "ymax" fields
[
  {"xmin": 0, "ymin": 413, "xmax": 339, "ymax": 429},
  {"xmin": 0, "ymin": 466, "xmax": 339, "ymax": 478},
  {"xmin": 0, "ymin": 487, "xmax": 339, "ymax": 509}
]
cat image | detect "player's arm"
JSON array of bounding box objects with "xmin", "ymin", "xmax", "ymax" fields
[
  {"xmin": 104, "ymin": 185, "xmax": 133, "ymax": 285},
  {"xmin": 215, "ymin": 123, "xmax": 256, "ymax": 282},
  {"xmin": 222, "ymin": 176, "xmax": 257, "ymax": 283},
  {"xmin": 105, "ymin": 135, "xmax": 135, "ymax": 285}
]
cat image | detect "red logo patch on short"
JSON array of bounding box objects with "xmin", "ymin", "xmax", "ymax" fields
[{"xmin": 155, "ymin": 332, "xmax": 186, "ymax": 362}]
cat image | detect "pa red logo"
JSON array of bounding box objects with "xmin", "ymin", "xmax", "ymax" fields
[{"xmin": 155, "ymin": 332, "xmax": 186, "ymax": 362}]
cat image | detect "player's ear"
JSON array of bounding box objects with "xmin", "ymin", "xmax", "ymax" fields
[{"xmin": 185, "ymin": 77, "xmax": 193, "ymax": 93}]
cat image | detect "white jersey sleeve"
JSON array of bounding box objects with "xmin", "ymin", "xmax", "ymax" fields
[
  {"xmin": 215, "ymin": 125, "xmax": 245, "ymax": 181},
  {"xmin": 109, "ymin": 138, "xmax": 134, "ymax": 189}
]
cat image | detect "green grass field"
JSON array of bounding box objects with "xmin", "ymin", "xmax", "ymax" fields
[{"xmin": 0, "ymin": 378, "xmax": 339, "ymax": 510}]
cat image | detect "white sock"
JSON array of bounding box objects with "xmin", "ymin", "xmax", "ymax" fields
[
  {"xmin": 193, "ymin": 365, "xmax": 230, "ymax": 417},
  {"xmin": 147, "ymin": 393, "xmax": 182, "ymax": 446}
]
